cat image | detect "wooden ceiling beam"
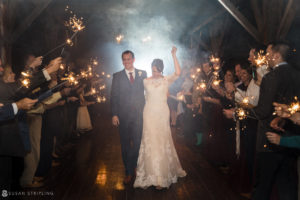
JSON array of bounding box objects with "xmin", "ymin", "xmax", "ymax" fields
[
  {"xmin": 191, "ymin": 10, "xmax": 225, "ymax": 34},
  {"xmin": 218, "ymin": 0, "xmax": 261, "ymax": 42},
  {"xmin": 10, "ymin": 0, "xmax": 53, "ymax": 42}
]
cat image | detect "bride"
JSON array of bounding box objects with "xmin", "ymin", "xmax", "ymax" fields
[{"xmin": 133, "ymin": 47, "xmax": 186, "ymax": 189}]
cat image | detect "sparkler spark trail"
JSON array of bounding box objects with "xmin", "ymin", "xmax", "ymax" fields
[
  {"xmin": 288, "ymin": 97, "xmax": 300, "ymax": 114},
  {"xmin": 236, "ymin": 107, "xmax": 247, "ymax": 120},
  {"xmin": 210, "ymin": 55, "xmax": 220, "ymax": 63},
  {"xmin": 21, "ymin": 79, "xmax": 30, "ymax": 88},
  {"xmin": 254, "ymin": 50, "xmax": 268, "ymax": 67},
  {"xmin": 213, "ymin": 80, "xmax": 220, "ymax": 86}
]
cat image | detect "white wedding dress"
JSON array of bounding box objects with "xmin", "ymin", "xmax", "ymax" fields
[{"xmin": 134, "ymin": 74, "xmax": 186, "ymax": 189}]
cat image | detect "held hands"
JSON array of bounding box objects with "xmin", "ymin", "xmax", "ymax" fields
[
  {"xmin": 16, "ymin": 98, "xmax": 38, "ymax": 110},
  {"xmin": 46, "ymin": 57, "xmax": 62, "ymax": 74},
  {"xmin": 112, "ymin": 115, "xmax": 120, "ymax": 126}
]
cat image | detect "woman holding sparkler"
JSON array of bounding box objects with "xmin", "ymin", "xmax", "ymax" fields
[{"xmin": 133, "ymin": 47, "xmax": 186, "ymax": 190}]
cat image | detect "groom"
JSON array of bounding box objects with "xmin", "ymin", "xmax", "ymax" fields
[{"xmin": 111, "ymin": 50, "xmax": 147, "ymax": 184}]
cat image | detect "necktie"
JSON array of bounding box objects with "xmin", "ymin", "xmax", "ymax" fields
[{"xmin": 129, "ymin": 72, "xmax": 134, "ymax": 84}]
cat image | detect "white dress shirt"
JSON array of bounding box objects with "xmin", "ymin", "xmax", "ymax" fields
[{"xmin": 125, "ymin": 68, "xmax": 135, "ymax": 80}]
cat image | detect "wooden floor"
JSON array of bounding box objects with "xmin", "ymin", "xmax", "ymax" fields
[{"xmin": 22, "ymin": 106, "xmax": 246, "ymax": 200}]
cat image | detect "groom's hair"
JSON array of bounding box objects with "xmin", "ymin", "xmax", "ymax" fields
[{"xmin": 122, "ymin": 50, "xmax": 135, "ymax": 59}]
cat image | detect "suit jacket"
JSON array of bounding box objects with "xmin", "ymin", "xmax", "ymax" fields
[
  {"xmin": 248, "ymin": 63, "xmax": 300, "ymax": 153},
  {"xmin": 0, "ymin": 70, "xmax": 48, "ymax": 157},
  {"xmin": 111, "ymin": 68, "xmax": 147, "ymax": 122},
  {"xmin": 0, "ymin": 104, "xmax": 15, "ymax": 122}
]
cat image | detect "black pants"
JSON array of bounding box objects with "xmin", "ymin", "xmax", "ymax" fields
[
  {"xmin": 119, "ymin": 117, "xmax": 143, "ymax": 176},
  {"xmin": 252, "ymin": 152, "xmax": 297, "ymax": 200},
  {"xmin": 0, "ymin": 156, "xmax": 12, "ymax": 191}
]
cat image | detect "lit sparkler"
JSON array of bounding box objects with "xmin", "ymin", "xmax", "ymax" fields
[
  {"xmin": 91, "ymin": 88, "xmax": 96, "ymax": 95},
  {"xmin": 254, "ymin": 50, "xmax": 268, "ymax": 67},
  {"xmin": 236, "ymin": 107, "xmax": 247, "ymax": 120},
  {"xmin": 199, "ymin": 82, "xmax": 206, "ymax": 90},
  {"xmin": 21, "ymin": 71, "xmax": 30, "ymax": 77},
  {"xmin": 213, "ymin": 71, "xmax": 219, "ymax": 76},
  {"xmin": 210, "ymin": 55, "xmax": 220, "ymax": 63},
  {"xmin": 65, "ymin": 6, "xmax": 85, "ymax": 32},
  {"xmin": 21, "ymin": 79, "xmax": 30, "ymax": 88},
  {"xmin": 288, "ymin": 97, "xmax": 300, "ymax": 114},
  {"xmin": 116, "ymin": 35, "xmax": 124, "ymax": 44},
  {"xmin": 142, "ymin": 36, "xmax": 151, "ymax": 43},
  {"xmin": 66, "ymin": 38, "xmax": 73, "ymax": 46},
  {"xmin": 213, "ymin": 80, "xmax": 220, "ymax": 86},
  {"xmin": 99, "ymin": 85, "xmax": 106, "ymax": 90},
  {"xmin": 242, "ymin": 97, "xmax": 249, "ymax": 105},
  {"xmin": 62, "ymin": 73, "xmax": 78, "ymax": 85},
  {"xmin": 106, "ymin": 74, "xmax": 111, "ymax": 78}
]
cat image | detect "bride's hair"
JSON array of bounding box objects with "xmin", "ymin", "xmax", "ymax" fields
[{"xmin": 151, "ymin": 59, "xmax": 164, "ymax": 73}]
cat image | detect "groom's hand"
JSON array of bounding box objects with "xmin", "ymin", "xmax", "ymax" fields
[{"xmin": 112, "ymin": 116, "xmax": 120, "ymax": 126}]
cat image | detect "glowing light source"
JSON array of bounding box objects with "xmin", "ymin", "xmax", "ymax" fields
[{"xmin": 116, "ymin": 34, "xmax": 124, "ymax": 44}]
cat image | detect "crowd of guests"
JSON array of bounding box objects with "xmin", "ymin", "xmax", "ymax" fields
[
  {"xmin": 168, "ymin": 41, "xmax": 300, "ymax": 200},
  {"xmin": 0, "ymin": 55, "xmax": 98, "ymax": 192}
]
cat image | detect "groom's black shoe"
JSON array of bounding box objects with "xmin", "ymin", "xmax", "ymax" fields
[{"xmin": 123, "ymin": 175, "xmax": 133, "ymax": 185}]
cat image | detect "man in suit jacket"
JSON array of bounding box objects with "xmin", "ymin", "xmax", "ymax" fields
[
  {"xmin": 0, "ymin": 98, "xmax": 37, "ymax": 122},
  {"xmin": 249, "ymin": 42, "xmax": 298, "ymax": 200},
  {"xmin": 0, "ymin": 57, "xmax": 61, "ymax": 191},
  {"xmin": 111, "ymin": 50, "xmax": 147, "ymax": 184}
]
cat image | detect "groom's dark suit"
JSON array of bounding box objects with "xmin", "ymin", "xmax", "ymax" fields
[{"xmin": 111, "ymin": 68, "xmax": 147, "ymax": 176}]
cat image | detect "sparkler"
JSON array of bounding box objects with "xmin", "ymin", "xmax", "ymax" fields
[
  {"xmin": 65, "ymin": 13, "xmax": 85, "ymax": 33},
  {"xmin": 43, "ymin": 6, "xmax": 85, "ymax": 57},
  {"xmin": 242, "ymin": 97, "xmax": 249, "ymax": 105},
  {"xmin": 21, "ymin": 79, "xmax": 30, "ymax": 88},
  {"xmin": 99, "ymin": 85, "xmax": 106, "ymax": 90},
  {"xmin": 142, "ymin": 36, "xmax": 151, "ymax": 43},
  {"xmin": 21, "ymin": 71, "xmax": 30, "ymax": 77},
  {"xmin": 197, "ymin": 68, "xmax": 201, "ymax": 73},
  {"xmin": 116, "ymin": 35, "xmax": 124, "ymax": 44},
  {"xmin": 213, "ymin": 65, "xmax": 220, "ymax": 71},
  {"xmin": 288, "ymin": 97, "xmax": 300, "ymax": 114},
  {"xmin": 66, "ymin": 38, "xmax": 73, "ymax": 46},
  {"xmin": 198, "ymin": 82, "xmax": 207, "ymax": 90},
  {"xmin": 91, "ymin": 88, "xmax": 96, "ymax": 95},
  {"xmin": 212, "ymin": 80, "xmax": 220, "ymax": 86},
  {"xmin": 106, "ymin": 74, "xmax": 111, "ymax": 78},
  {"xmin": 213, "ymin": 71, "xmax": 219, "ymax": 76},
  {"xmin": 177, "ymin": 94, "xmax": 184, "ymax": 101},
  {"xmin": 236, "ymin": 107, "xmax": 247, "ymax": 120},
  {"xmin": 61, "ymin": 73, "xmax": 78, "ymax": 85},
  {"xmin": 254, "ymin": 50, "xmax": 268, "ymax": 67},
  {"xmin": 210, "ymin": 55, "xmax": 220, "ymax": 63}
]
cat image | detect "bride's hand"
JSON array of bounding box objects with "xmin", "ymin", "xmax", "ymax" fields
[{"xmin": 171, "ymin": 46, "xmax": 177, "ymax": 56}]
